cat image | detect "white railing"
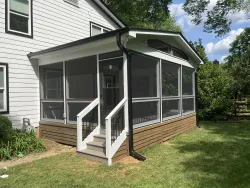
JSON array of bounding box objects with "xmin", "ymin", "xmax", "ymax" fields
[
  {"xmin": 105, "ymin": 98, "xmax": 127, "ymax": 166},
  {"xmin": 77, "ymin": 98, "xmax": 99, "ymax": 151}
]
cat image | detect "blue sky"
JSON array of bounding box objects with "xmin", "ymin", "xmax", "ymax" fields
[{"xmin": 169, "ymin": 0, "xmax": 250, "ymax": 62}]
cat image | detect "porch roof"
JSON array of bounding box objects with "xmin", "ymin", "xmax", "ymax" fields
[{"xmin": 28, "ymin": 28, "xmax": 205, "ymax": 65}]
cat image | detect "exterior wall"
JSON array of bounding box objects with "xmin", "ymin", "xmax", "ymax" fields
[
  {"xmin": 113, "ymin": 113, "xmax": 197, "ymax": 162},
  {"xmin": 0, "ymin": 0, "xmax": 119, "ymax": 128},
  {"xmin": 40, "ymin": 121, "xmax": 79, "ymax": 146}
]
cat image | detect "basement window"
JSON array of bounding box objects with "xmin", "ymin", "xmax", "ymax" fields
[{"xmin": 6, "ymin": 0, "xmax": 33, "ymax": 38}]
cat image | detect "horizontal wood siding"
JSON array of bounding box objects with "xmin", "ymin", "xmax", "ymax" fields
[
  {"xmin": 39, "ymin": 122, "xmax": 78, "ymax": 146},
  {"xmin": 40, "ymin": 114, "xmax": 196, "ymax": 161},
  {"xmin": 0, "ymin": 0, "xmax": 119, "ymax": 128},
  {"xmin": 134, "ymin": 113, "xmax": 197, "ymax": 151},
  {"xmin": 112, "ymin": 113, "xmax": 197, "ymax": 161}
]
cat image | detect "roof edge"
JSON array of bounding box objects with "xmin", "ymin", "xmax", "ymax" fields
[
  {"xmin": 28, "ymin": 28, "xmax": 129, "ymax": 58},
  {"xmin": 92, "ymin": 0, "xmax": 126, "ymax": 28}
]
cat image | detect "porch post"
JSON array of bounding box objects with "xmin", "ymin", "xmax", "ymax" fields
[{"xmin": 123, "ymin": 52, "xmax": 129, "ymax": 132}]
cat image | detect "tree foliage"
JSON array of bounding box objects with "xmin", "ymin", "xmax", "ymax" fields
[
  {"xmin": 190, "ymin": 39, "xmax": 210, "ymax": 64},
  {"xmin": 103, "ymin": 0, "xmax": 182, "ymax": 32},
  {"xmin": 226, "ymin": 27, "xmax": 250, "ymax": 96},
  {"xmin": 198, "ymin": 63, "xmax": 234, "ymax": 120},
  {"xmin": 183, "ymin": 0, "xmax": 250, "ymax": 36}
]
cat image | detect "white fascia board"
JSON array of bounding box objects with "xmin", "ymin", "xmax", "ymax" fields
[
  {"xmin": 36, "ymin": 37, "xmax": 119, "ymax": 65},
  {"xmin": 128, "ymin": 30, "xmax": 205, "ymax": 65}
]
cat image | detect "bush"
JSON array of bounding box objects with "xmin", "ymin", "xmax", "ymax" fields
[
  {"xmin": 198, "ymin": 63, "xmax": 234, "ymax": 121},
  {"xmin": 0, "ymin": 115, "xmax": 13, "ymax": 141},
  {"xmin": 0, "ymin": 116, "xmax": 46, "ymax": 160},
  {"xmin": 0, "ymin": 130, "xmax": 46, "ymax": 160}
]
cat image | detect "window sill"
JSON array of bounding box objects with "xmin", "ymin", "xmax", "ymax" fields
[{"xmin": 5, "ymin": 30, "xmax": 33, "ymax": 39}]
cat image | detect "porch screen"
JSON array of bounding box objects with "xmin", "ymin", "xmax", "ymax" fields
[
  {"xmin": 40, "ymin": 63, "xmax": 64, "ymax": 121},
  {"xmin": 162, "ymin": 61, "xmax": 181, "ymax": 120},
  {"xmin": 182, "ymin": 66, "xmax": 195, "ymax": 114},
  {"xmin": 131, "ymin": 53, "xmax": 160, "ymax": 128},
  {"xmin": 66, "ymin": 56, "xmax": 97, "ymax": 122}
]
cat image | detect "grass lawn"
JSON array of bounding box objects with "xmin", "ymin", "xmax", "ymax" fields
[{"xmin": 1, "ymin": 122, "xmax": 250, "ymax": 188}]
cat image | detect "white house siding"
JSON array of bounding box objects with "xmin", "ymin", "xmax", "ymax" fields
[{"xmin": 0, "ymin": 0, "xmax": 119, "ymax": 128}]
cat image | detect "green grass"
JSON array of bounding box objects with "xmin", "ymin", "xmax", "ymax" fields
[{"xmin": 2, "ymin": 122, "xmax": 250, "ymax": 188}]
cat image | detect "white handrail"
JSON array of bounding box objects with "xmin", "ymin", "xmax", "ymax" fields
[
  {"xmin": 105, "ymin": 98, "xmax": 127, "ymax": 120},
  {"xmin": 77, "ymin": 98, "xmax": 99, "ymax": 151},
  {"xmin": 105, "ymin": 98, "xmax": 127, "ymax": 165}
]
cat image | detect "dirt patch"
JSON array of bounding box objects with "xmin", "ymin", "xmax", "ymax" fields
[
  {"xmin": 0, "ymin": 139, "xmax": 75, "ymax": 168},
  {"xmin": 163, "ymin": 142, "xmax": 176, "ymax": 146},
  {"xmin": 116, "ymin": 156, "xmax": 140, "ymax": 165}
]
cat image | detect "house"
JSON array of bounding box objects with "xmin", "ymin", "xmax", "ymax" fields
[{"xmin": 0, "ymin": 0, "xmax": 204, "ymax": 165}]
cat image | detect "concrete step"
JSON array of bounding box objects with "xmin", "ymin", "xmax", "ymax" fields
[
  {"xmin": 93, "ymin": 134, "xmax": 106, "ymax": 142},
  {"xmin": 78, "ymin": 149, "xmax": 108, "ymax": 164},
  {"xmin": 87, "ymin": 141, "xmax": 106, "ymax": 153}
]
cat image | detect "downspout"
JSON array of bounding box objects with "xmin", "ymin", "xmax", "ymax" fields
[
  {"xmin": 195, "ymin": 66, "xmax": 200, "ymax": 128},
  {"xmin": 116, "ymin": 32, "xmax": 146, "ymax": 161}
]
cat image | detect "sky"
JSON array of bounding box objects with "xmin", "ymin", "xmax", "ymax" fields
[{"xmin": 169, "ymin": 0, "xmax": 250, "ymax": 62}]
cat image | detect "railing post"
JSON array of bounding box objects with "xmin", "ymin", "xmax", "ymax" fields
[
  {"xmin": 77, "ymin": 116, "xmax": 83, "ymax": 151},
  {"xmin": 106, "ymin": 118, "xmax": 112, "ymax": 166}
]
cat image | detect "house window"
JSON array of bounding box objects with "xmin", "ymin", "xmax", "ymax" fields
[
  {"xmin": 6, "ymin": 0, "xmax": 33, "ymax": 37},
  {"xmin": 90, "ymin": 22, "xmax": 111, "ymax": 36},
  {"xmin": 147, "ymin": 39, "xmax": 188, "ymax": 61},
  {"xmin": 0, "ymin": 63, "xmax": 9, "ymax": 114},
  {"xmin": 161, "ymin": 61, "xmax": 181, "ymax": 120},
  {"xmin": 182, "ymin": 66, "xmax": 195, "ymax": 114},
  {"xmin": 131, "ymin": 53, "xmax": 160, "ymax": 128},
  {"xmin": 64, "ymin": 0, "xmax": 79, "ymax": 6},
  {"xmin": 40, "ymin": 63, "xmax": 64, "ymax": 121}
]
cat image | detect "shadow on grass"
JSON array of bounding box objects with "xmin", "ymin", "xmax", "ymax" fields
[{"xmin": 175, "ymin": 122, "xmax": 250, "ymax": 188}]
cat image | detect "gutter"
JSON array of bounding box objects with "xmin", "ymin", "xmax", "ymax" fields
[{"xmin": 116, "ymin": 32, "xmax": 146, "ymax": 161}]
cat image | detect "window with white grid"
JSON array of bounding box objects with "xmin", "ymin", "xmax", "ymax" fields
[{"xmin": 6, "ymin": 0, "xmax": 33, "ymax": 37}]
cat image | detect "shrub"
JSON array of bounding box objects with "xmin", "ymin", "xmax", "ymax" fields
[
  {"xmin": 0, "ymin": 130, "xmax": 46, "ymax": 160},
  {"xmin": 198, "ymin": 63, "xmax": 234, "ymax": 121},
  {"xmin": 0, "ymin": 116, "xmax": 46, "ymax": 160},
  {"xmin": 0, "ymin": 115, "xmax": 13, "ymax": 141}
]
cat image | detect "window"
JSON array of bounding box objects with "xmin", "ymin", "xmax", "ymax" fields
[
  {"xmin": 161, "ymin": 61, "xmax": 181, "ymax": 120},
  {"xmin": 148, "ymin": 39, "xmax": 171, "ymax": 54},
  {"xmin": 172, "ymin": 47, "xmax": 188, "ymax": 61},
  {"xmin": 131, "ymin": 53, "xmax": 160, "ymax": 128},
  {"xmin": 182, "ymin": 66, "xmax": 195, "ymax": 114},
  {"xmin": 6, "ymin": 0, "xmax": 33, "ymax": 37},
  {"xmin": 40, "ymin": 63, "xmax": 64, "ymax": 121},
  {"xmin": 147, "ymin": 39, "xmax": 188, "ymax": 61},
  {"xmin": 0, "ymin": 63, "xmax": 9, "ymax": 114},
  {"xmin": 66, "ymin": 56, "xmax": 97, "ymax": 122},
  {"xmin": 90, "ymin": 22, "xmax": 111, "ymax": 36},
  {"xmin": 64, "ymin": 0, "xmax": 79, "ymax": 6}
]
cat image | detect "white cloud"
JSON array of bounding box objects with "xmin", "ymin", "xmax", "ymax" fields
[
  {"xmin": 220, "ymin": 55, "xmax": 227, "ymax": 62},
  {"xmin": 205, "ymin": 28, "xmax": 244, "ymax": 55},
  {"xmin": 169, "ymin": 1, "xmax": 250, "ymax": 31}
]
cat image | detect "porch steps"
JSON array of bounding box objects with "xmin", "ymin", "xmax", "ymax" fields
[{"xmin": 78, "ymin": 132, "xmax": 108, "ymax": 164}]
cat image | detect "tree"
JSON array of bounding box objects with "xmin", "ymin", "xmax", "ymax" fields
[
  {"xmin": 226, "ymin": 27, "xmax": 250, "ymax": 96},
  {"xmin": 103, "ymin": 0, "xmax": 182, "ymax": 32},
  {"xmin": 198, "ymin": 63, "xmax": 234, "ymax": 120},
  {"xmin": 190, "ymin": 39, "xmax": 210, "ymax": 64},
  {"xmin": 183, "ymin": 0, "xmax": 250, "ymax": 36}
]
